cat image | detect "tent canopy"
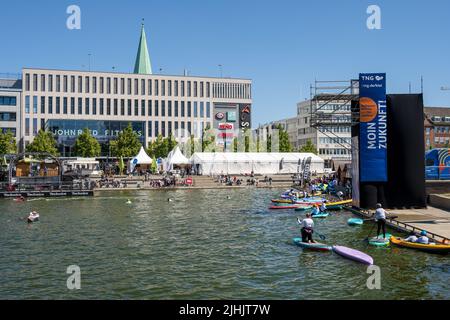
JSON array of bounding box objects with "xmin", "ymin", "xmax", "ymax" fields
[
  {"xmin": 166, "ymin": 146, "xmax": 190, "ymax": 171},
  {"xmin": 132, "ymin": 147, "xmax": 153, "ymax": 165},
  {"xmin": 190, "ymin": 152, "xmax": 325, "ymax": 175}
]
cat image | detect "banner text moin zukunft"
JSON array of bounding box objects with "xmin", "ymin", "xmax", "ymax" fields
[{"xmin": 366, "ymin": 101, "xmax": 387, "ymax": 150}]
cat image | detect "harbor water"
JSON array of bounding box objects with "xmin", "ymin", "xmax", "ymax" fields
[{"xmin": 0, "ymin": 188, "xmax": 448, "ymax": 299}]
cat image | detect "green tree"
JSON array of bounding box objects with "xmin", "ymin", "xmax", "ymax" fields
[
  {"xmin": 0, "ymin": 130, "xmax": 17, "ymax": 155},
  {"xmin": 201, "ymin": 124, "xmax": 216, "ymax": 152},
  {"xmin": 26, "ymin": 130, "xmax": 59, "ymax": 156},
  {"xmin": 73, "ymin": 128, "xmax": 101, "ymax": 157},
  {"xmin": 278, "ymin": 124, "xmax": 293, "ymax": 152},
  {"xmin": 147, "ymin": 135, "xmax": 178, "ymax": 159},
  {"xmin": 110, "ymin": 123, "xmax": 141, "ymax": 157},
  {"xmin": 299, "ymin": 139, "xmax": 318, "ymax": 154}
]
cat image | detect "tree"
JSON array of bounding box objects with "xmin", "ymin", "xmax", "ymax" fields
[
  {"xmin": 201, "ymin": 124, "xmax": 216, "ymax": 152},
  {"xmin": 299, "ymin": 139, "xmax": 318, "ymax": 154},
  {"xmin": 0, "ymin": 130, "xmax": 17, "ymax": 155},
  {"xmin": 110, "ymin": 123, "xmax": 141, "ymax": 158},
  {"xmin": 26, "ymin": 130, "xmax": 59, "ymax": 156},
  {"xmin": 147, "ymin": 135, "xmax": 178, "ymax": 159},
  {"xmin": 73, "ymin": 128, "xmax": 101, "ymax": 157},
  {"xmin": 277, "ymin": 124, "xmax": 293, "ymax": 152}
]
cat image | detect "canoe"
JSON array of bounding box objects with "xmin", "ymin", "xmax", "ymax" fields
[
  {"xmin": 348, "ymin": 218, "xmax": 363, "ymax": 226},
  {"xmin": 332, "ymin": 245, "xmax": 374, "ymax": 265},
  {"xmin": 368, "ymin": 233, "xmax": 392, "ymax": 247},
  {"xmin": 390, "ymin": 236, "xmax": 450, "ymax": 254},
  {"xmin": 326, "ymin": 199, "xmax": 352, "ymax": 206},
  {"xmin": 293, "ymin": 238, "xmax": 332, "ymax": 252},
  {"xmin": 268, "ymin": 205, "xmax": 299, "ymax": 210},
  {"xmin": 312, "ymin": 212, "xmax": 329, "ymax": 218}
]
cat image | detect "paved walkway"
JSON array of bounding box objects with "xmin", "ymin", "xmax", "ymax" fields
[{"xmin": 388, "ymin": 207, "xmax": 450, "ymax": 240}]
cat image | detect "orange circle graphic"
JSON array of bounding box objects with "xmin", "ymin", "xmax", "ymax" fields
[{"xmin": 359, "ymin": 97, "xmax": 378, "ymax": 123}]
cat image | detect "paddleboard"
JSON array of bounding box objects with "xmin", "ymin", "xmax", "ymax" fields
[
  {"xmin": 332, "ymin": 245, "xmax": 374, "ymax": 265},
  {"xmin": 293, "ymin": 238, "xmax": 332, "ymax": 252},
  {"xmin": 348, "ymin": 218, "xmax": 363, "ymax": 226},
  {"xmin": 368, "ymin": 233, "xmax": 392, "ymax": 247}
]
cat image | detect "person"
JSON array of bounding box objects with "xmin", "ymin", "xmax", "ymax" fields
[
  {"xmin": 416, "ymin": 230, "xmax": 430, "ymax": 244},
  {"xmin": 126, "ymin": 199, "xmax": 132, "ymax": 204},
  {"xmin": 374, "ymin": 203, "xmax": 387, "ymax": 239},
  {"xmin": 336, "ymin": 191, "xmax": 344, "ymax": 200},
  {"xmin": 299, "ymin": 213, "xmax": 315, "ymax": 243},
  {"xmin": 319, "ymin": 201, "xmax": 327, "ymax": 213},
  {"xmin": 404, "ymin": 233, "xmax": 418, "ymax": 243},
  {"xmin": 311, "ymin": 204, "xmax": 320, "ymax": 216},
  {"xmin": 28, "ymin": 210, "xmax": 39, "ymax": 223}
]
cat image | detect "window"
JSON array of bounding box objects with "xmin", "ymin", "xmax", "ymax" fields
[
  {"xmin": 48, "ymin": 97, "xmax": 53, "ymax": 114},
  {"xmin": 194, "ymin": 81, "xmax": 197, "ymax": 97},
  {"xmin": 168, "ymin": 80, "xmax": 172, "ymax": 96},
  {"xmin": 78, "ymin": 76, "xmax": 82, "ymax": 93},
  {"xmin": 200, "ymin": 102, "xmax": 204, "ymax": 118},
  {"xmin": 187, "ymin": 81, "xmax": 191, "ymax": 97},
  {"xmin": 41, "ymin": 96, "xmax": 45, "ymax": 113},
  {"xmin": 92, "ymin": 98, "xmax": 97, "ymax": 115},
  {"xmin": 56, "ymin": 75, "xmax": 61, "ymax": 92},
  {"xmin": 93, "ymin": 77, "xmax": 97, "ymax": 93},
  {"xmin": 56, "ymin": 97, "xmax": 61, "ymax": 114},
  {"xmin": 33, "ymin": 74, "xmax": 38, "ymax": 91},
  {"xmin": 175, "ymin": 101, "xmax": 179, "ymax": 117},
  {"xmin": 33, "ymin": 96, "xmax": 38, "ymax": 113},
  {"xmin": 41, "ymin": 74, "xmax": 46, "ymax": 92},
  {"xmin": 206, "ymin": 102, "xmax": 211, "ymax": 118},
  {"xmin": 127, "ymin": 79, "xmax": 132, "ymax": 95},
  {"xmin": 155, "ymin": 80, "xmax": 159, "ymax": 96},
  {"xmin": 141, "ymin": 79, "xmax": 146, "ymax": 95},
  {"xmin": 48, "ymin": 75, "xmax": 53, "ymax": 92},
  {"xmin": 70, "ymin": 98, "xmax": 75, "ymax": 114},
  {"xmin": 106, "ymin": 77, "xmax": 111, "ymax": 94},
  {"xmin": 206, "ymin": 82, "xmax": 210, "ymax": 98},
  {"xmin": 154, "ymin": 100, "xmax": 159, "ymax": 116},
  {"xmin": 161, "ymin": 80, "xmax": 165, "ymax": 96},
  {"xmin": 100, "ymin": 98, "xmax": 104, "ymax": 115},
  {"xmin": 63, "ymin": 75, "xmax": 68, "ymax": 92},
  {"xmin": 168, "ymin": 101, "xmax": 172, "ymax": 117},
  {"xmin": 85, "ymin": 76, "xmax": 90, "ymax": 93},
  {"xmin": 100, "ymin": 77, "xmax": 104, "ymax": 94},
  {"xmin": 114, "ymin": 78, "xmax": 118, "ymax": 94},
  {"xmin": 63, "ymin": 97, "xmax": 68, "ymax": 114},
  {"xmin": 194, "ymin": 102, "xmax": 198, "ymax": 117},
  {"xmin": 107, "ymin": 99, "xmax": 111, "ymax": 115},
  {"xmin": 0, "ymin": 112, "xmax": 16, "ymax": 121},
  {"xmin": 41, "ymin": 119, "xmax": 46, "ymax": 132},
  {"xmin": 70, "ymin": 76, "xmax": 75, "ymax": 92},
  {"xmin": 200, "ymin": 82, "xmax": 204, "ymax": 97},
  {"xmin": 148, "ymin": 79, "xmax": 152, "ymax": 96},
  {"xmin": 134, "ymin": 79, "xmax": 139, "ymax": 95},
  {"xmin": 134, "ymin": 99, "xmax": 139, "ymax": 116},
  {"xmin": 161, "ymin": 121, "xmax": 166, "ymax": 137},
  {"xmin": 181, "ymin": 81, "xmax": 185, "ymax": 97},
  {"xmin": 85, "ymin": 98, "xmax": 90, "ymax": 115},
  {"xmin": 33, "ymin": 118, "xmax": 38, "ymax": 136},
  {"xmin": 174, "ymin": 81, "xmax": 178, "ymax": 96},
  {"xmin": 168, "ymin": 121, "xmax": 172, "ymax": 135},
  {"xmin": 25, "ymin": 118, "xmax": 30, "ymax": 136},
  {"xmin": 25, "ymin": 74, "xmax": 30, "ymax": 91},
  {"xmin": 141, "ymin": 100, "xmax": 145, "ymax": 116},
  {"xmin": 114, "ymin": 99, "xmax": 118, "ymax": 116},
  {"xmin": 187, "ymin": 102, "xmax": 192, "ymax": 117},
  {"xmin": 161, "ymin": 101, "xmax": 165, "ymax": 117},
  {"xmin": 128, "ymin": 100, "xmax": 132, "ymax": 116},
  {"xmin": 121, "ymin": 78, "xmax": 125, "ymax": 95},
  {"xmin": 181, "ymin": 101, "xmax": 185, "ymax": 117},
  {"xmin": 155, "ymin": 121, "xmax": 159, "ymax": 137},
  {"xmin": 0, "ymin": 96, "xmax": 17, "ymax": 106},
  {"xmin": 121, "ymin": 99, "xmax": 125, "ymax": 115}
]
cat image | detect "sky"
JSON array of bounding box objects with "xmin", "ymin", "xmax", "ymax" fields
[{"xmin": 1, "ymin": 0, "xmax": 450, "ymax": 126}]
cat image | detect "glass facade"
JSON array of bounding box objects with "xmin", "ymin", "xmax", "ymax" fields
[{"xmin": 46, "ymin": 120, "xmax": 146, "ymax": 156}]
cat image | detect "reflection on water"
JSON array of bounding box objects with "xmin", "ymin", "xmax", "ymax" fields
[{"xmin": 0, "ymin": 188, "xmax": 448, "ymax": 299}]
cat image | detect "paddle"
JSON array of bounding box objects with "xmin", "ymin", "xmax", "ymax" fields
[{"xmin": 297, "ymin": 218, "xmax": 326, "ymax": 241}]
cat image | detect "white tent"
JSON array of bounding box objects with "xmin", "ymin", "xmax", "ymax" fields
[
  {"xmin": 190, "ymin": 152, "xmax": 325, "ymax": 175},
  {"xmin": 166, "ymin": 146, "xmax": 190, "ymax": 171},
  {"xmin": 129, "ymin": 147, "xmax": 152, "ymax": 172}
]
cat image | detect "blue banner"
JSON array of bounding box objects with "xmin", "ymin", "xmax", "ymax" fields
[{"xmin": 359, "ymin": 73, "xmax": 387, "ymax": 182}]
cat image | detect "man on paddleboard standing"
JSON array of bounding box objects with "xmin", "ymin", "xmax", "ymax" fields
[
  {"xmin": 299, "ymin": 213, "xmax": 315, "ymax": 243},
  {"xmin": 375, "ymin": 203, "xmax": 388, "ymax": 239}
]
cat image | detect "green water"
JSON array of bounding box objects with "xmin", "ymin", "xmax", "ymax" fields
[{"xmin": 0, "ymin": 188, "xmax": 448, "ymax": 299}]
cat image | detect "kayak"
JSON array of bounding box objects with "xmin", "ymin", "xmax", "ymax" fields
[
  {"xmin": 390, "ymin": 236, "xmax": 450, "ymax": 254},
  {"xmin": 312, "ymin": 212, "xmax": 329, "ymax": 218},
  {"xmin": 368, "ymin": 233, "xmax": 392, "ymax": 247},
  {"xmin": 332, "ymin": 245, "xmax": 374, "ymax": 265},
  {"xmin": 293, "ymin": 238, "xmax": 332, "ymax": 252},
  {"xmin": 328, "ymin": 199, "xmax": 352, "ymax": 206},
  {"xmin": 348, "ymin": 218, "xmax": 363, "ymax": 226},
  {"xmin": 294, "ymin": 206, "xmax": 313, "ymax": 211}
]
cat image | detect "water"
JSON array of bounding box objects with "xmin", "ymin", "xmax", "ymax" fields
[{"xmin": 0, "ymin": 188, "xmax": 448, "ymax": 299}]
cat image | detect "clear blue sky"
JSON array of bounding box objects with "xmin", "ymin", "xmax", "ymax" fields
[{"xmin": 1, "ymin": 0, "xmax": 450, "ymax": 126}]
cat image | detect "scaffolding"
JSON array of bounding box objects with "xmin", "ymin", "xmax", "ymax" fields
[{"xmin": 309, "ymin": 79, "xmax": 359, "ymax": 152}]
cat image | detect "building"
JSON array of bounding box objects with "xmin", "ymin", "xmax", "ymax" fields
[
  {"xmin": 424, "ymin": 107, "xmax": 450, "ymax": 149},
  {"xmin": 0, "ymin": 76, "xmax": 22, "ymax": 139},
  {"xmin": 7, "ymin": 24, "xmax": 252, "ymax": 156},
  {"xmin": 297, "ymin": 99, "xmax": 352, "ymax": 167},
  {"xmin": 257, "ymin": 116, "xmax": 298, "ymax": 150}
]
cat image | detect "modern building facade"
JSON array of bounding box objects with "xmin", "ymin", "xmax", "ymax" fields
[
  {"xmin": 424, "ymin": 107, "xmax": 450, "ymax": 149},
  {"xmin": 257, "ymin": 117, "xmax": 298, "ymax": 150},
  {"xmin": 0, "ymin": 76, "xmax": 22, "ymax": 139},
  {"xmin": 5, "ymin": 24, "xmax": 252, "ymax": 156}
]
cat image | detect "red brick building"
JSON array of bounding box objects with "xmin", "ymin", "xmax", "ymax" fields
[{"xmin": 424, "ymin": 107, "xmax": 450, "ymax": 149}]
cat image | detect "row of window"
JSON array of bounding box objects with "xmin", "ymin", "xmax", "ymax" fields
[
  {"xmin": 319, "ymin": 137, "xmax": 352, "ymax": 145},
  {"xmin": 434, "ymin": 126, "xmax": 450, "ymax": 134},
  {"xmin": 0, "ymin": 96, "xmax": 17, "ymax": 106},
  {"xmin": 0, "ymin": 112, "xmax": 16, "ymax": 122},
  {"xmin": 24, "ymin": 96, "xmax": 211, "ymax": 118},
  {"xmin": 1, "ymin": 127, "xmax": 16, "ymax": 136},
  {"xmin": 431, "ymin": 116, "xmax": 450, "ymax": 123},
  {"xmin": 25, "ymin": 73, "xmax": 214, "ymax": 98},
  {"xmin": 24, "ymin": 73, "xmax": 251, "ymax": 100},
  {"xmin": 318, "ymin": 148, "xmax": 351, "ymax": 156}
]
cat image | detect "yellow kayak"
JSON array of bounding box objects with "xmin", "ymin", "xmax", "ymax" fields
[
  {"xmin": 327, "ymin": 199, "xmax": 352, "ymax": 206},
  {"xmin": 390, "ymin": 236, "xmax": 450, "ymax": 254}
]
